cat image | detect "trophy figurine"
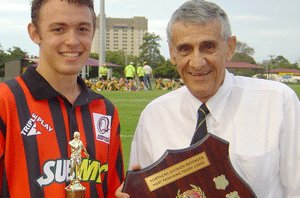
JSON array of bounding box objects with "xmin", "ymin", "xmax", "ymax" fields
[{"xmin": 65, "ymin": 131, "xmax": 89, "ymax": 198}]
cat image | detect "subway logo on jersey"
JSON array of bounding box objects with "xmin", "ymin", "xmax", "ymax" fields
[{"xmin": 37, "ymin": 158, "xmax": 108, "ymax": 187}]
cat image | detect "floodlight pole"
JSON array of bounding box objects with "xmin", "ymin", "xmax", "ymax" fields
[{"xmin": 98, "ymin": 0, "xmax": 106, "ymax": 79}]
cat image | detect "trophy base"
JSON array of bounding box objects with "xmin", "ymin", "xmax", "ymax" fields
[
  {"xmin": 65, "ymin": 180, "xmax": 86, "ymax": 198},
  {"xmin": 65, "ymin": 190, "xmax": 85, "ymax": 198}
]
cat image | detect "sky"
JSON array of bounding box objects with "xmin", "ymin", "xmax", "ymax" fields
[{"xmin": 0, "ymin": 0, "xmax": 299, "ymax": 64}]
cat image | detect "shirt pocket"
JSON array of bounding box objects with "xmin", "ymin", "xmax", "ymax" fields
[{"xmin": 229, "ymin": 149, "xmax": 280, "ymax": 196}]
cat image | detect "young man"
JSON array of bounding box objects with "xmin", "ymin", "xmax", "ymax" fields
[
  {"xmin": 116, "ymin": 0, "xmax": 300, "ymax": 197},
  {"xmin": 0, "ymin": 0, "xmax": 124, "ymax": 197}
]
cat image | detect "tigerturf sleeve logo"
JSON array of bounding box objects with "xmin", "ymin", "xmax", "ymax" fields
[{"xmin": 93, "ymin": 113, "xmax": 112, "ymax": 144}]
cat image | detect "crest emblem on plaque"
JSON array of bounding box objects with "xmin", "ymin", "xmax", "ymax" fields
[
  {"xmin": 226, "ymin": 191, "xmax": 241, "ymax": 198},
  {"xmin": 176, "ymin": 184, "xmax": 206, "ymax": 198},
  {"xmin": 213, "ymin": 174, "xmax": 229, "ymax": 190}
]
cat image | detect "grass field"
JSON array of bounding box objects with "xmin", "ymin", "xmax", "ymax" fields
[
  {"xmin": 100, "ymin": 84, "xmax": 300, "ymax": 170},
  {"xmin": 100, "ymin": 90, "xmax": 169, "ymax": 169},
  {"xmin": 289, "ymin": 84, "xmax": 300, "ymax": 98}
]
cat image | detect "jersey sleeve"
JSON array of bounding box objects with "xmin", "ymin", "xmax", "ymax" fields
[
  {"xmin": 0, "ymin": 118, "xmax": 4, "ymax": 159},
  {"xmin": 0, "ymin": 83, "xmax": 7, "ymax": 159},
  {"xmin": 0, "ymin": 84, "xmax": 7, "ymax": 194}
]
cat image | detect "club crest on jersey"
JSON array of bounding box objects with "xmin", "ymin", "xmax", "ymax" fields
[
  {"xmin": 93, "ymin": 113, "xmax": 111, "ymax": 144},
  {"xmin": 21, "ymin": 113, "xmax": 53, "ymax": 136}
]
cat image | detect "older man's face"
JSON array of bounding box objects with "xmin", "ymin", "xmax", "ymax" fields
[{"xmin": 169, "ymin": 20, "xmax": 236, "ymax": 102}]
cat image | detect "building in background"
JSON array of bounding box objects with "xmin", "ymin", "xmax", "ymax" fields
[{"xmin": 91, "ymin": 16, "xmax": 148, "ymax": 57}]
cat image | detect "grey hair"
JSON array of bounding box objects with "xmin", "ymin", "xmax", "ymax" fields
[{"xmin": 166, "ymin": 0, "xmax": 232, "ymax": 42}]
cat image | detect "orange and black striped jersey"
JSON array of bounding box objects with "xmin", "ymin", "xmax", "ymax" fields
[{"xmin": 0, "ymin": 67, "xmax": 124, "ymax": 197}]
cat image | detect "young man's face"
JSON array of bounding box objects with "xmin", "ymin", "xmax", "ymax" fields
[
  {"xmin": 169, "ymin": 20, "xmax": 236, "ymax": 102},
  {"xmin": 28, "ymin": 0, "xmax": 94, "ymax": 76}
]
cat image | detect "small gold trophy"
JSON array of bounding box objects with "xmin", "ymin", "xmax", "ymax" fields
[{"xmin": 65, "ymin": 131, "xmax": 89, "ymax": 198}]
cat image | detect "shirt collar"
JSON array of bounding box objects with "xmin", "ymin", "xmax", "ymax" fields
[
  {"xmin": 206, "ymin": 70, "xmax": 233, "ymax": 123},
  {"xmin": 21, "ymin": 66, "xmax": 102, "ymax": 105},
  {"xmin": 185, "ymin": 70, "xmax": 233, "ymax": 123},
  {"xmin": 185, "ymin": 86, "xmax": 201, "ymax": 119}
]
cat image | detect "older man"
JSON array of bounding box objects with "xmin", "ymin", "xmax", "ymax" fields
[{"xmin": 116, "ymin": 0, "xmax": 300, "ymax": 197}]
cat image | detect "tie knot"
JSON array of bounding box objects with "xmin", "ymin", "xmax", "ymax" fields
[{"xmin": 198, "ymin": 103, "xmax": 209, "ymax": 117}]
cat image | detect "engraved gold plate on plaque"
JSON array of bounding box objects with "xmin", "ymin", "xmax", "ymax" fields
[{"xmin": 145, "ymin": 152, "xmax": 210, "ymax": 191}]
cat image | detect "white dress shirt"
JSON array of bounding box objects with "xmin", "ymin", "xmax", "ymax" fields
[{"xmin": 129, "ymin": 70, "xmax": 300, "ymax": 197}]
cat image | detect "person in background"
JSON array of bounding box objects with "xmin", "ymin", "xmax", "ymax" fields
[
  {"xmin": 0, "ymin": 0, "xmax": 124, "ymax": 197},
  {"xmin": 116, "ymin": 0, "xmax": 300, "ymax": 197},
  {"xmin": 99, "ymin": 63, "xmax": 108, "ymax": 80},
  {"xmin": 124, "ymin": 61, "xmax": 136, "ymax": 91},
  {"xmin": 143, "ymin": 61, "xmax": 153, "ymax": 90},
  {"xmin": 136, "ymin": 63, "xmax": 145, "ymax": 90}
]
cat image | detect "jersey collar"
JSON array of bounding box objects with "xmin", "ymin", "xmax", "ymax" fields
[{"xmin": 21, "ymin": 67, "xmax": 103, "ymax": 105}]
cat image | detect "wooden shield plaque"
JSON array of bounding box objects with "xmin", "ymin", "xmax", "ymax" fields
[{"xmin": 123, "ymin": 134, "xmax": 256, "ymax": 197}]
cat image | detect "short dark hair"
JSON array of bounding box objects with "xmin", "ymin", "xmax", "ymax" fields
[{"xmin": 31, "ymin": 0, "xmax": 96, "ymax": 29}]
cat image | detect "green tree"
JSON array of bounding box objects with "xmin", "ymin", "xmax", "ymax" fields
[
  {"xmin": 235, "ymin": 41, "xmax": 255, "ymax": 56},
  {"xmin": 105, "ymin": 50, "xmax": 128, "ymax": 66},
  {"xmin": 153, "ymin": 60, "xmax": 179, "ymax": 79},
  {"xmin": 91, "ymin": 50, "xmax": 139, "ymax": 66},
  {"xmin": 105, "ymin": 50, "xmax": 127, "ymax": 78},
  {"xmin": 7, "ymin": 46, "xmax": 27, "ymax": 59},
  {"xmin": 232, "ymin": 52, "xmax": 256, "ymax": 64},
  {"xmin": 232, "ymin": 41, "xmax": 256, "ymax": 64},
  {"xmin": 291, "ymin": 63, "xmax": 298, "ymax": 69},
  {"xmin": 139, "ymin": 32, "xmax": 165, "ymax": 68},
  {"xmin": 272, "ymin": 55, "xmax": 293, "ymax": 69},
  {"xmin": 0, "ymin": 45, "xmax": 9, "ymax": 77},
  {"xmin": 0, "ymin": 45, "xmax": 27, "ymax": 78},
  {"xmin": 89, "ymin": 52, "xmax": 99, "ymax": 59}
]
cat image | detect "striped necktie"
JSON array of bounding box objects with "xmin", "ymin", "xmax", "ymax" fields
[{"xmin": 190, "ymin": 103, "xmax": 210, "ymax": 145}]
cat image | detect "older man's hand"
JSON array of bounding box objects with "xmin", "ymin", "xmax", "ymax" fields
[
  {"xmin": 115, "ymin": 182, "xmax": 130, "ymax": 198},
  {"xmin": 115, "ymin": 164, "xmax": 141, "ymax": 198}
]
